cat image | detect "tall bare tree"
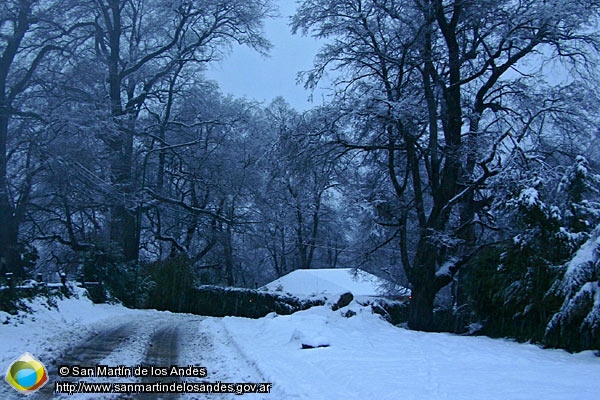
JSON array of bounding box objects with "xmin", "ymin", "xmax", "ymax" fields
[
  {"xmin": 85, "ymin": 0, "xmax": 272, "ymax": 261},
  {"xmin": 293, "ymin": 0, "xmax": 600, "ymax": 330},
  {"xmin": 0, "ymin": 0, "xmax": 92, "ymax": 275}
]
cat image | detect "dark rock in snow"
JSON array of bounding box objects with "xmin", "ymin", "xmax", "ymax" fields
[
  {"xmin": 301, "ymin": 343, "xmax": 330, "ymax": 349},
  {"xmin": 332, "ymin": 292, "xmax": 353, "ymax": 311}
]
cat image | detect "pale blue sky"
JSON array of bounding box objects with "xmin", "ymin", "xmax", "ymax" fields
[{"xmin": 205, "ymin": 0, "xmax": 329, "ymax": 111}]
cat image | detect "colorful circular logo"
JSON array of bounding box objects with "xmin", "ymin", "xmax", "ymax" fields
[{"xmin": 5, "ymin": 353, "xmax": 49, "ymax": 394}]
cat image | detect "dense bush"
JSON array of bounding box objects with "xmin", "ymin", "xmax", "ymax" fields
[
  {"xmin": 183, "ymin": 286, "xmax": 326, "ymax": 318},
  {"xmin": 0, "ymin": 282, "xmax": 65, "ymax": 314},
  {"xmin": 142, "ymin": 256, "xmax": 193, "ymax": 311},
  {"xmin": 460, "ymin": 157, "xmax": 600, "ymax": 350}
]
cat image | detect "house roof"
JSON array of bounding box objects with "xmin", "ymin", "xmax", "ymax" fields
[{"xmin": 262, "ymin": 268, "xmax": 394, "ymax": 297}]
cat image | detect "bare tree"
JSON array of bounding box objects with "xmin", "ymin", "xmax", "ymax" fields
[
  {"xmin": 0, "ymin": 0, "xmax": 92, "ymax": 275},
  {"xmin": 293, "ymin": 0, "xmax": 600, "ymax": 330},
  {"xmin": 258, "ymin": 99, "xmax": 345, "ymax": 273},
  {"xmin": 86, "ymin": 0, "xmax": 272, "ymax": 261}
]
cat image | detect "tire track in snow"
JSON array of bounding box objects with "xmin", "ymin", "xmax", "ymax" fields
[
  {"xmin": 10, "ymin": 312, "xmax": 275, "ymax": 400},
  {"xmin": 137, "ymin": 322, "xmax": 181, "ymax": 400},
  {"xmin": 29, "ymin": 321, "xmax": 136, "ymax": 400},
  {"xmin": 177, "ymin": 316, "xmax": 277, "ymax": 399}
]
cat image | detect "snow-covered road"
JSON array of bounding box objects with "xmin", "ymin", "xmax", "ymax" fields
[
  {"xmin": 1, "ymin": 295, "xmax": 275, "ymax": 399},
  {"xmin": 33, "ymin": 312, "xmax": 274, "ymax": 399}
]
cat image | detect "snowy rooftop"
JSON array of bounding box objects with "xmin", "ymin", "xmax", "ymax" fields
[{"xmin": 262, "ymin": 268, "xmax": 398, "ymax": 297}]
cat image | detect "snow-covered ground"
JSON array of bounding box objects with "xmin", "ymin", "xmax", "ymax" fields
[
  {"xmin": 219, "ymin": 304, "xmax": 600, "ymax": 399},
  {"xmin": 1, "ymin": 290, "xmax": 599, "ymax": 399}
]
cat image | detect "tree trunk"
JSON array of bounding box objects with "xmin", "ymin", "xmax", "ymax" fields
[
  {"xmin": 110, "ymin": 205, "xmax": 140, "ymax": 261},
  {"xmin": 408, "ymin": 282, "xmax": 436, "ymax": 331},
  {"xmin": 108, "ymin": 121, "xmax": 140, "ymax": 261},
  {"xmin": 224, "ymin": 223, "xmax": 234, "ymax": 286},
  {"xmin": 0, "ymin": 3, "xmax": 29, "ymax": 276},
  {"xmin": 0, "ymin": 114, "xmax": 32, "ymax": 278},
  {"xmin": 103, "ymin": 1, "xmax": 140, "ymax": 262},
  {"xmin": 407, "ymin": 238, "xmax": 439, "ymax": 331},
  {"xmin": 0, "ymin": 198, "xmax": 21, "ymax": 276}
]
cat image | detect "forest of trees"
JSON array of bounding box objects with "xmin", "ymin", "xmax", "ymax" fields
[{"xmin": 1, "ymin": 0, "xmax": 600, "ymax": 351}]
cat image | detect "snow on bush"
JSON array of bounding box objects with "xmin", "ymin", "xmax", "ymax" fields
[{"xmin": 545, "ymin": 225, "xmax": 600, "ymax": 351}]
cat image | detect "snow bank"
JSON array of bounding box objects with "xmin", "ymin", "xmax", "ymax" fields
[
  {"xmin": 217, "ymin": 303, "xmax": 600, "ymax": 400},
  {"xmin": 0, "ymin": 288, "xmax": 138, "ymax": 374}
]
